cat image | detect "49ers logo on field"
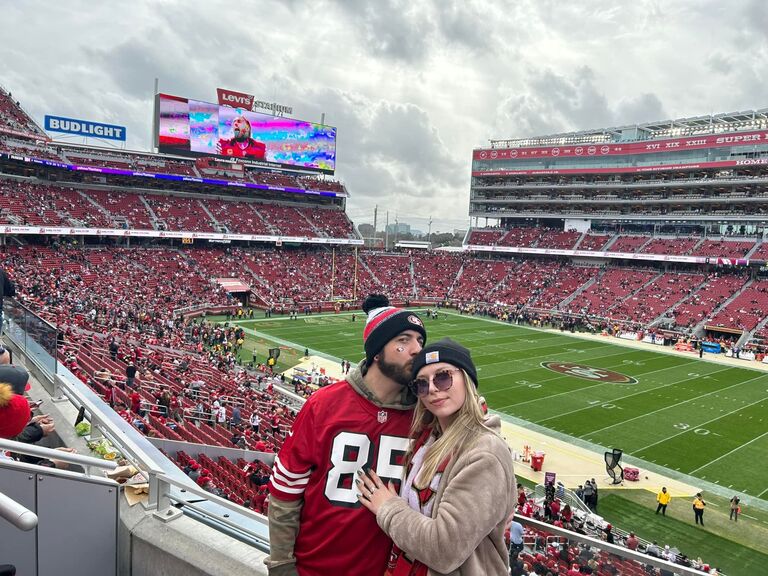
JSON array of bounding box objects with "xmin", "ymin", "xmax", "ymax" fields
[{"xmin": 541, "ymin": 362, "xmax": 638, "ymax": 384}]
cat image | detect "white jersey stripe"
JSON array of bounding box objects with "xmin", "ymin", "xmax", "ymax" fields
[
  {"xmin": 271, "ymin": 469, "xmax": 310, "ymax": 488},
  {"xmin": 274, "ymin": 455, "xmax": 311, "ymax": 479}
]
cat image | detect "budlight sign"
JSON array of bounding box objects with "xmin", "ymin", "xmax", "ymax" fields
[{"xmin": 44, "ymin": 115, "xmax": 126, "ymax": 141}]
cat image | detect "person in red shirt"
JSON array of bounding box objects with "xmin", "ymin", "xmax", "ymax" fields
[
  {"xmin": 130, "ymin": 391, "xmax": 141, "ymax": 415},
  {"xmin": 266, "ymin": 295, "xmax": 426, "ymax": 576},
  {"xmin": 217, "ymin": 115, "xmax": 266, "ymax": 159}
]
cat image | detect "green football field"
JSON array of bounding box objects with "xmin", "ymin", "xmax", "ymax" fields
[{"xmin": 229, "ymin": 310, "xmax": 768, "ymax": 503}]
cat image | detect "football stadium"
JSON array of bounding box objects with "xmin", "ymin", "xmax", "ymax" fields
[{"xmin": 2, "ymin": 65, "xmax": 768, "ymax": 576}]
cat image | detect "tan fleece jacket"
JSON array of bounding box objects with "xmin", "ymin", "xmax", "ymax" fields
[{"xmin": 376, "ymin": 418, "xmax": 516, "ymax": 576}]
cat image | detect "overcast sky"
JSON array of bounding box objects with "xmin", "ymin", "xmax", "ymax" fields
[{"xmin": 2, "ymin": 0, "xmax": 767, "ymax": 233}]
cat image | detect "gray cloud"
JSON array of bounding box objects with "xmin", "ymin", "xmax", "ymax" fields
[{"xmin": 1, "ymin": 0, "xmax": 766, "ymax": 231}]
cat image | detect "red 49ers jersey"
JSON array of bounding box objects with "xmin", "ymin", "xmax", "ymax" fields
[
  {"xmin": 269, "ymin": 380, "xmax": 413, "ymax": 576},
  {"xmin": 219, "ymin": 138, "xmax": 266, "ymax": 159}
]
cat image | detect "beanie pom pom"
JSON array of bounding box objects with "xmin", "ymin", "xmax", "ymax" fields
[{"xmin": 362, "ymin": 293, "xmax": 390, "ymax": 314}]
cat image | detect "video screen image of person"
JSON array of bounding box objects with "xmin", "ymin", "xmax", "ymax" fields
[{"xmin": 217, "ymin": 116, "xmax": 266, "ymax": 159}]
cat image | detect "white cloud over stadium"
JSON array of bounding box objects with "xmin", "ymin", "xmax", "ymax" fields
[{"xmin": 2, "ymin": 0, "xmax": 767, "ymax": 231}]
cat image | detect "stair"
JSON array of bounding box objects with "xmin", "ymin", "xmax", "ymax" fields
[
  {"xmin": 604, "ymin": 270, "xmax": 664, "ymax": 314},
  {"xmin": 649, "ymin": 275, "xmax": 710, "ymax": 328},
  {"xmin": 198, "ymin": 199, "xmax": 224, "ymax": 232},
  {"xmin": 78, "ymin": 191, "xmax": 113, "ymax": 223},
  {"xmin": 740, "ymin": 314, "xmax": 768, "ymax": 348},
  {"xmin": 601, "ymin": 233, "xmax": 620, "ymax": 251},
  {"xmin": 558, "ymin": 267, "xmax": 605, "ymax": 312},
  {"xmin": 572, "ymin": 230, "xmax": 589, "ymax": 250},
  {"xmin": 745, "ymin": 240, "xmax": 762, "ymax": 259},
  {"xmin": 692, "ymin": 278, "xmax": 753, "ymax": 335},
  {"xmin": 139, "ymin": 195, "xmax": 160, "ymax": 229}
]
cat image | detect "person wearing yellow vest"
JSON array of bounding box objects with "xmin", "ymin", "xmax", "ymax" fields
[
  {"xmin": 656, "ymin": 487, "xmax": 671, "ymax": 516},
  {"xmin": 693, "ymin": 493, "xmax": 707, "ymax": 526}
]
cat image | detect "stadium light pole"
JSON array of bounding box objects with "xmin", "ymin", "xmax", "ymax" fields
[
  {"xmin": 384, "ymin": 211, "xmax": 389, "ymax": 250},
  {"xmin": 428, "ymin": 216, "xmax": 433, "ymax": 248}
]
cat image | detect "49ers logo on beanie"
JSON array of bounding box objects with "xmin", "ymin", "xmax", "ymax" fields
[{"xmin": 362, "ymin": 294, "xmax": 427, "ymax": 366}]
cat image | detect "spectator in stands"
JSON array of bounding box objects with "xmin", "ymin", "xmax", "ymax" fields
[
  {"xmin": 217, "ymin": 116, "xmax": 266, "ymax": 160},
  {"xmin": 625, "ymin": 531, "xmax": 639, "ymax": 550},
  {"xmin": 0, "ymin": 264, "xmax": 15, "ymax": 335},
  {"xmin": 357, "ymin": 338, "xmax": 515, "ymax": 576},
  {"xmin": 266, "ymin": 295, "xmax": 426, "ymax": 576},
  {"xmin": 508, "ymin": 517, "xmax": 525, "ymax": 563},
  {"xmin": 125, "ymin": 361, "xmax": 137, "ymax": 389},
  {"xmin": 231, "ymin": 404, "xmax": 242, "ymax": 429},
  {"xmin": 249, "ymin": 411, "xmax": 260, "ymax": 435},
  {"xmin": 0, "ymin": 383, "xmax": 30, "ymax": 439}
]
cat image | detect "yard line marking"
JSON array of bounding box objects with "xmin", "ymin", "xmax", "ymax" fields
[
  {"xmin": 757, "ymin": 487, "xmax": 768, "ymax": 498},
  {"xmin": 632, "ymin": 392, "xmax": 768, "ymax": 453},
  {"xmin": 496, "ymin": 360, "xmax": 705, "ymax": 410},
  {"xmin": 534, "ymin": 366, "xmax": 732, "ymax": 423},
  {"xmin": 581, "ymin": 372, "xmax": 768, "ymax": 438}
]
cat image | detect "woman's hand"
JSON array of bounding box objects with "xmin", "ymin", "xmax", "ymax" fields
[{"xmin": 356, "ymin": 468, "xmax": 399, "ymax": 515}]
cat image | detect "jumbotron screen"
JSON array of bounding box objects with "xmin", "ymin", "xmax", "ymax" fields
[{"xmin": 157, "ymin": 93, "xmax": 337, "ymax": 173}]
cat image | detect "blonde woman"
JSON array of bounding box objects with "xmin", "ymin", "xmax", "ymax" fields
[{"xmin": 358, "ymin": 338, "xmax": 515, "ymax": 575}]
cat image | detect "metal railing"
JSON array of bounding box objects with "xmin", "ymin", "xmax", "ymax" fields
[
  {"xmin": 516, "ymin": 515, "xmax": 712, "ymax": 576},
  {"xmin": 3, "ymin": 298, "xmax": 58, "ymax": 377},
  {"xmin": 0, "ymin": 490, "xmax": 37, "ymax": 531}
]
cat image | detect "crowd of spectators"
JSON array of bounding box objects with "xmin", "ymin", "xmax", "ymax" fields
[{"xmin": 509, "ymin": 482, "xmax": 723, "ymax": 576}]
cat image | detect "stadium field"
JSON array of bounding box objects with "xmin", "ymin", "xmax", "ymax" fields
[{"xmin": 230, "ymin": 311, "xmax": 768, "ymax": 502}]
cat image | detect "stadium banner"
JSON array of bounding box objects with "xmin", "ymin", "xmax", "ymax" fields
[
  {"xmin": 0, "ymin": 225, "xmax": 363, "ymax": 246},
  {"xmin": 44, "ymin": 115, "xmax": 126, "ymax": 141},
  {"xmin": 463, "ymin": 244, "xmax": 763, "ymax": 266},
  {"xmin": 471, "ymin": 157, "xmax": 768, "ymax": 177},
  {"xmin": 474, "ymin": 129, "xmax": 768, "ymax": 161},
  {"xmin": 0, "ymin": 153, "xmax": 348, "ymax": 198},
  {"xmin": 156, "ymin": 93, "xmax": 336, "ymax": 174},
  {"xmin": 0, "ymin": 125, "xmax": 50, "ymax": 141}
]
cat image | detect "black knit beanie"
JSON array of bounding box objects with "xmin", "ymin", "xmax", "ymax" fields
[{"xmin": 411, "ymin": 338, "xmax": 478, "ymax": 388}]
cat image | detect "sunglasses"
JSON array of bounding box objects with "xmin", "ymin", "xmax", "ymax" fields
[{"xmin": 409, "ymin": 368, "xmax": 460, "ymax": 397}]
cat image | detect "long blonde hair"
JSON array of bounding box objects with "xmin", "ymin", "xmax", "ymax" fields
[{"xmin": 403, "ymin": 369, "xmax": 489, "ymax": 489}]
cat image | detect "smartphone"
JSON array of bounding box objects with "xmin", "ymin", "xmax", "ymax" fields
[
  {"xmin": 29, "ymin": 399, "xmax": 43, "ymax": 409},
  {"xmin": 74, "ymin": 406, "xmax": 86, "ymax": 426}
]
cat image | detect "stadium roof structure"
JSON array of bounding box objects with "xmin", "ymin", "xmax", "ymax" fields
[{"xmin": 489, "ymin": 108, "xmax": 768, "ymax": 149}]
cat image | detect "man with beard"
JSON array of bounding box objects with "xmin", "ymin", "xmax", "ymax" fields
[
  {"xmin": 266, "ymin": 294, "xmax": 426, "ymax": 576},
  {"xmin": 217, "ymin": 115, "xmax": 266, "ymax": 159}
]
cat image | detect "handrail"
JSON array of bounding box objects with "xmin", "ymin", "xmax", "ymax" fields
[
  {"xmin": 0, "ymin": 490, "xmax": 38, "ymax": 531},
  {"xmin": 0, "ymin": 438, "xmax": 117, "ymax": 471},
  {"xmin": 52, "ymin": 373, "xmax": 165, "ymax": 476},
  {"xmin": 150, "ymin": 472, "xmax": 270, "ymax": 551},
  {"xmin": 516, "ymin": 515, "xmax": 711, "ymax": 575}
]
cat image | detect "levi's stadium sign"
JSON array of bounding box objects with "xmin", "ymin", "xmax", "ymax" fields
[
  {"xmin": 216, "ymin": 87, "xmax": 292, "ymax": 116},
  {"xmin": 45, "ymin": 115, "xmax": 126, "ymax": 141}
]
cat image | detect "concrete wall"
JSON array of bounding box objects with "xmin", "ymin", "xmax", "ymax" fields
[{"xmin": 120, "ymin": 497, "xmax": 269, "ymax": 576}]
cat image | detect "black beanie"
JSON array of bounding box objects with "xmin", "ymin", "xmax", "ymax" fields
[
  {"xmin": 411, "ymin": 338, "xmax": 478, "ymax": 388},
  {"xmin": 362, "ymin": 294, "xmax": 426, "ymax": 366}
]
